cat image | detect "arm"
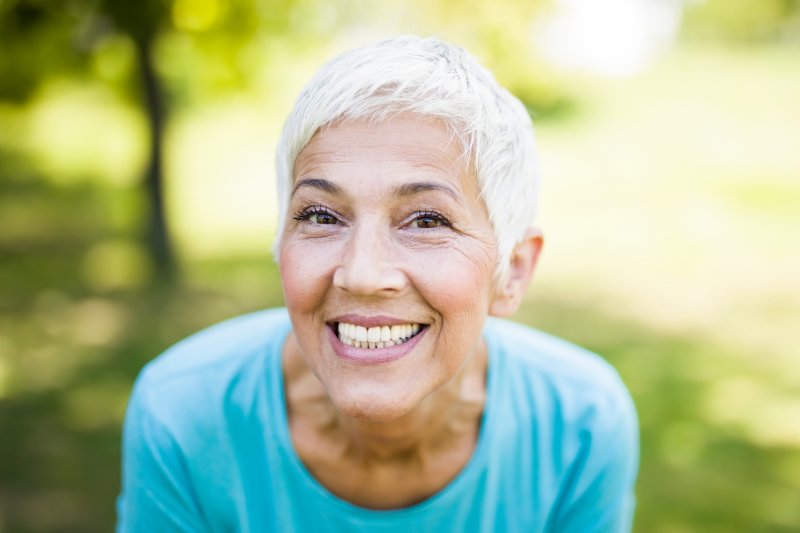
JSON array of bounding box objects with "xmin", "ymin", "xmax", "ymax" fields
[
  {"xmin": 116, "ymin": 384, "xmax": 207, "ymax": 533},
  {"xmin": 547, "ymin": 387, "xmax": 640, "ymax": 533}
]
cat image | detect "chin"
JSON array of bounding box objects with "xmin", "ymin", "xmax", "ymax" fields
[{"xmin": 329, "ymin": 384, "xmax": 424, "ymax": 423}]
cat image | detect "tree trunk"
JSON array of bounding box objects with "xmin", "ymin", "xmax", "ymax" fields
[{"xmin": 135, "ymin": 35, "xmax": 174, "ymax": 280}]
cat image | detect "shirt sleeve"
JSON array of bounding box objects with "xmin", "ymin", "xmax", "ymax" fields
[
  {"xmin": 116, "ymin": 382, "xmax": 207, "ymax": 533},
  {"xmin": 547, "ymin": 385, "xmax": 640, "ymax": 533}
]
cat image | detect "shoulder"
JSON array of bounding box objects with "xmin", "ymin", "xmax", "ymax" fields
[
  {"xmin": 119, "ymin": 309, "xmax": 292, "ymax": 527},
  {"xmin": 130, "ymin": 308, "xmax": 291, "ymax": 427},
  {"xmin": 139, "ymin": 308, "xmax": 289, "ymax": 385},
  {"xmin": 484, "ymin": 317, "xmax": 636, "ymax": 437},
  {"xmin": 484, "ymin": 318, "xmax": 639, "ymax": 529}
]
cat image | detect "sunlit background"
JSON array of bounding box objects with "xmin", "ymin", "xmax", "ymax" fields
[{"xmin": 1, "ymin": 0, "xmax": 799, "ymax": 530}]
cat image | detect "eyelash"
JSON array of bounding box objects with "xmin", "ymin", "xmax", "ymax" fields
[
  {"xmin": 292, "ymin": 204, "xmax": 340, "ymax": 224},
  {"xmin": 292, "ymin": 205, "xmax": 452, "ymax": 229}
]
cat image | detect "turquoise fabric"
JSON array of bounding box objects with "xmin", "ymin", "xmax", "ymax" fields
[{"xmin": 117, "ymin": 308, "xmax": 638, "ymax": 532}]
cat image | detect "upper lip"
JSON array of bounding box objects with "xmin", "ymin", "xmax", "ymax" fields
[{"xmin": 328, "ymin": 314, "xmax": 427, "ymax": 328}]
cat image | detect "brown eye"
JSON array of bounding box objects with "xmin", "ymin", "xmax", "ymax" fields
[
  {"xmin": 413, "ymin": 216, "xmax": 442, "ymax": 228},
  {"xmin": 410, "ymin": 211, "xmax": 450, "ymax": 229}
]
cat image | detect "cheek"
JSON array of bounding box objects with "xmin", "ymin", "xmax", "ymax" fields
[
  {"xmin": 279, "ymin": 240, "xmax": 334, "ymax": 314},
  {"xmin": 412, "ymin": 240, "xmax": 496, "ymax": 309},
  {"xmin": 409, "ymin": 243, "xmax": 495, "ymax": 352},
  {"xmin": 422, "ymin": 264, "xmax": 489, "ymax": 313}
]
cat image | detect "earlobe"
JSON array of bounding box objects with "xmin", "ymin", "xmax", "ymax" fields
[{"xmin": 489, "ymin": 228, "xmax": 544, "ymax": 317}]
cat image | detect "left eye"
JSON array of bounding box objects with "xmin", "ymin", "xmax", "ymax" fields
[{"xmin": 409, "ymin": 212, "xmax": 449, "ymax": 229}]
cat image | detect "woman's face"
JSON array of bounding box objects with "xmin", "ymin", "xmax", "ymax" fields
[{"xmin": 279, "ymin": 115, "xmax": 501, "ymax": 421}]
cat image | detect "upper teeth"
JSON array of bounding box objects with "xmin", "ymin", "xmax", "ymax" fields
[{"xmin": 337, "ymin": 322, "xmax": 421, "ymax": 349}]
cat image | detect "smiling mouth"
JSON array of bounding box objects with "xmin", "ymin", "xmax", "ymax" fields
[{"xmin": 333, "ymin": 322, "xmax": 425, "ymax": 349}]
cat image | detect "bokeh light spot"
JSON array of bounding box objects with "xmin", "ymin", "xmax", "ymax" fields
[
  {"xmin": 25, "ymin": 82, "xmax": 147, "ymax": 187},
  {"xmin": 70, "ymin": 298, "xmax": 129, "ymax": 347},
  {"xmin": 173, "ymin": 0, "xmax": 220, "ymax": 32},
  {"xmin": 82, "ymin": 239, "xmax": 153, "ymax": 291}
]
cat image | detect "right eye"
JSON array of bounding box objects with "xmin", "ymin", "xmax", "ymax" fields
[
  {"xmin": 293, "ymin": 206, "xmax": 340, "ymax": 225},
  {"xmin": 308, "ymin": 211, "xmax": 338, "ymax": 224}
]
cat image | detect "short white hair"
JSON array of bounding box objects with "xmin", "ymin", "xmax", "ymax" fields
[{"xmin": 273, "ymin": 35, "xmax": 540, "ymax": 283}]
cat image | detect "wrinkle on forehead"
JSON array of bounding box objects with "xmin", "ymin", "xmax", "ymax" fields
[{"xmin": 293, "ymin": 121, "xmax": 477, "ymax": 200}]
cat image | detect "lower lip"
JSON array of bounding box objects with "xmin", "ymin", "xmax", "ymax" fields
[{"xmin": 327, "ymin": 326, "xmax": 427, "ymax": 365}]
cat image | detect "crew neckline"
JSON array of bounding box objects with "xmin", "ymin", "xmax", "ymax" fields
[{"xmin": 268, "ymin": 314, "xmax": 501, "ymax": 519}]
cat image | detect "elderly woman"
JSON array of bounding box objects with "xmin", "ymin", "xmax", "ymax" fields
[{"xmin": 117, "ymin": 36, "xmax": 638, "ymax": 532}]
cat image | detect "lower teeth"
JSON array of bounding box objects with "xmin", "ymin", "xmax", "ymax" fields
[{"xmin": 340, "ymin": 334, "xmax": 414, "ymax": 349}]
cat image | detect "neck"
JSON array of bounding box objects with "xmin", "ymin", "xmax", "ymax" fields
[
  {"xmin": 339, "ymin": 357, "xmax": 486, "ymax": 461},
  {"xmin": 283, "ymin": 335, "xmax": 488, "ymax": 464}
]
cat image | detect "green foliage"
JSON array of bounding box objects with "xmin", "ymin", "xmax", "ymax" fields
[{"xmin": 0, "ymin": 0, "xmax": 88, "ymax": 100}]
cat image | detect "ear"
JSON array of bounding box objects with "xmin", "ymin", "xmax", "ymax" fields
[{"xmin": 489, "ymin": 228, "xmax": 544, "ymax": 317}]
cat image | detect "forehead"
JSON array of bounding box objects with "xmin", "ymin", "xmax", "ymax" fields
[{"xmin": 293, "ymin": 115, "xmax": 476, "ymax": 194}]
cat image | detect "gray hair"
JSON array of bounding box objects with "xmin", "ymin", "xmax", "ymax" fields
[{"xmin": 273, "ymin": 35, "xmax": 540, "ymax": 282}]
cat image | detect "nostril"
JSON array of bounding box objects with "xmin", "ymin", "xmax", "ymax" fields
[{"xmin": 332, "ymin": 262, "xmax": 407, "ymax": 295}]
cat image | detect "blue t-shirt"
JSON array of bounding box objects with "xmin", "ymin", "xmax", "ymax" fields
[{"xmin": 117, "ymin": 308, "xmax": 638, "ymax": 532}]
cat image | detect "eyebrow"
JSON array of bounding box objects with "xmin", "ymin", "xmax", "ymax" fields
[
  {"xmin": 292, "ymin": 178, "xmax": 344, "ymax": 197},
  {"xmin": 392, "ymin": 182, "xmax": 462, "ymax": 203},
  {"xmin": 291, "ymin": 177, "xmax": 462, "ymax": 204}
]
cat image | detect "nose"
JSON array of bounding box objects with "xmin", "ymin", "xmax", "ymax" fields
[{"xmin": 333, "ymin": 223, "xmax": 407, "ymax": 295}]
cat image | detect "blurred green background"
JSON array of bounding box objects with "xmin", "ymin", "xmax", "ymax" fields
[{"xmin": 1, "ymin": 0, "xmax": 799, "ymax": 531}]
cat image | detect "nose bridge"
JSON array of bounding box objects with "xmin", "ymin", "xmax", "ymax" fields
[{"xmin": 335, "ymin": 216, "xmax": 403, "ymax": 294}]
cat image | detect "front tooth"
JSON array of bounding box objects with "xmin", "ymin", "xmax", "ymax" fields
[
  {"xmin": 341, "ymin": 323, "xmax": 420, "ymax": 344},
  {"xmin": 390, "ymin": 325, "xmax": 402, "ymax": 341},
  {"xmin": 376, "ymin": 341, "xmax": 385, "ymax": 348},
  {"xmin": 367, "ymin": 327, "xmax": 381, "ymax": 342}
]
